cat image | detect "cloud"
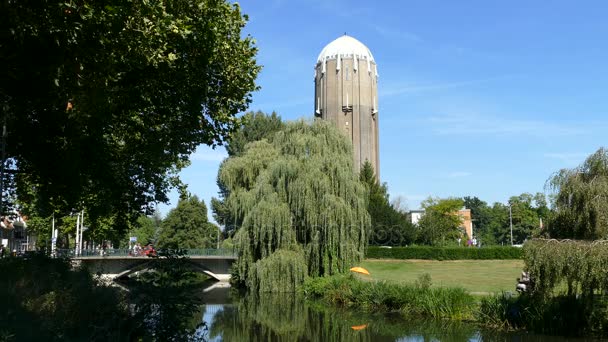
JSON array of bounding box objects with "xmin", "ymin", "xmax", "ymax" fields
[
  {"xmin": 380, "ymin": 75, "xmax": 519, "ymax": 98},
  {"xmin": 190, "ymin": 149, "xmax": 227, "ymax": 162},
  {"xmin": 544, "ymin": 152, "xmax": 588, "ymax": 165},
  {"xmin": 445, "ymin": 171, "xmax": 472, "ymax": 178},
  {"xmin": 371, "ymin": 24, "xmax": 422, "ymax": 43},
  {"xmin": 427, "ymin": 113, "xmax": 586, "ymax": 137}
]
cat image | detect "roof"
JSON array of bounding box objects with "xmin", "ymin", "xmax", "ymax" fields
[{"xmin": 316, "ymin": 35, "xmax": 375, "ymax": 63}]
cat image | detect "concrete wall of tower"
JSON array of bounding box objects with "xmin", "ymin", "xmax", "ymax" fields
[{"xmin": 314, "ymin": 57, "xmax": 379, "ymax": 179}]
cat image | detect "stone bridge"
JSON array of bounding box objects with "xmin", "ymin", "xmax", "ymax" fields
[{"xmin": 68, "ymin": 249, "xmax": 237, "ymax": 281}]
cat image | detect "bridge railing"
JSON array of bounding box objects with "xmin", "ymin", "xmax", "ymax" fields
[{"xmin": 56, "ymin": 248, "xmax": 237, "ymax": 258}]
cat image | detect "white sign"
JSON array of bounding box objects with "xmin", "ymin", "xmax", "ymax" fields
[
  {"xmin": 1, "ymin": 239, "xmax": 7, "ymax": 246},
  {"xmin": 129, "ymin": 236, "xmax": 138, "ymax": 242}
]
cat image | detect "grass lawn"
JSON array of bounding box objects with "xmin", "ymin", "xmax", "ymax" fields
[{"xmin": 361, "ymin": 259, "xmax": 524, "ymax": 294}]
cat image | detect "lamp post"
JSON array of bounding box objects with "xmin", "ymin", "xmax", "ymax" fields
[{"xmin": 509, "ymin": 204, "xmax": 513, "ymax": 246}]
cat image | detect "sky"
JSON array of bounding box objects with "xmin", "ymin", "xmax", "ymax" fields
[{"xmin": 159, "ymin": 0, "xmax": 608, "ymax": 219}]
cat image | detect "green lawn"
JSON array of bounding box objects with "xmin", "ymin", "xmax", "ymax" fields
[{"xmin": 361, "ymin": 259, "xmax": 524, "ymax": 294}]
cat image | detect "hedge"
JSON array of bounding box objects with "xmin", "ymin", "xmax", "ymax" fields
[{"xmin": 366, "ymin": 246, "xmax": 523, "ymax": 260}]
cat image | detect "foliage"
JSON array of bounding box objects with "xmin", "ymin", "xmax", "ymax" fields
[
  {"xmin": 247, "ymin": 248, "xmax": 307, "ymax": 293},
  {"xmin": 417, "ymin": 197, "xmax": 464, "ymax": 246},
  {"xmin": 212, "ymin": 111, "xmax": 285, "ymax": 235},
  {"xmin": 1, "ymin": 0, "xmax": 260, "ymax": 228},
  {"xmin": 360, "ymin": 161, "xmax": 416, "ymax": 246},
  {"xmin": 225, "ymin": 111, "xmax": 284, "ymax": 157},
  {"xmin": 547, "ymin": 147, "xmax": 608, "ymax": 239},
  {"xmin": 523, "ymin": 239, "xmax": 608, "ymax": 298},
  {"xmin": 506, "ymin": 193, "xmax": 547, "ymax": 244},
  {"xmin": 220, "ymin": 120, "xmax": 369, "ymax": 291},
  {"xmin": 302, "ymin": 274, "xmax": 474, "ymax": 320},
  {"xmin": 0, "ymin": 254, "xmax": 136, "ymax": 341},
  {"xmin": 157, "ymin": 196, "xmax": 219, "ymax": 249},
  {"xmin": 366, "ymin": 246, "xmax": 523, "ymax": 260},
  {"xmin": 126, "ymin": 213, "xmax": 161, "ymax": 247},
  {"xmin": 479, "ymin": 292, "xmax": 608, "ymax": 337},
  {"xmin": 459, "ymin": 194, "xmax": 548, "ymax": 246}
]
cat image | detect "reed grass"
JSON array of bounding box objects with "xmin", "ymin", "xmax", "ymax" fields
[{"xmin": 302, "ymin": 274, "xmax": 475, "ymax": 321}]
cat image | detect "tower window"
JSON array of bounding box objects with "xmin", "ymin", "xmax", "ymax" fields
[{"xmin": 345, "ymin": 67, "xmax": 350, "ymax": 80}]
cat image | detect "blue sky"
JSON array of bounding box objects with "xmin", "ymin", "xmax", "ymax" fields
[{"xmin": 159, "ymin": 0, "xmax": 608, "ymax": 219}]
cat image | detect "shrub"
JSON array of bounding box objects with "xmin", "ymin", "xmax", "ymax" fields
[
  {"xmin": 302, "ymin": 275, "xmax": 474, "ymax": 320},
  {"xmin": 366, "ymin": 246, "xmax": 523, "ymax": 260}
]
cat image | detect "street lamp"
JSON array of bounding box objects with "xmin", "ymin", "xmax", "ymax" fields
[{"xmin": 509, "ymin": 204, "xmax": 513, "ymax": 246}]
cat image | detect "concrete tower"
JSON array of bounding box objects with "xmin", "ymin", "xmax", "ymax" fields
[{"xmin": 314, "ymin": 35, "xmax": 380, "ymax": 178}]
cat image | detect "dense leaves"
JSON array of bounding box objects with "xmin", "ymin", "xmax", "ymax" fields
[
  {"xmin": 1, "ymin": 0, "xmax": 260, "ymax": 228},
  {"xmin": 417, "ymin": 197, "xmax": 464, "ymax": 246},
  {"xmin": 360, "ymin": 161, "xmax": 416, "ymax": 246},
  {"xmin": 211, "ymin": 111, "xmax": 285, "ymax": 235},
  {"xmin": 157, "ymin": 196, "xmax": 219, "ymax": 249},
  {"xmin": 366, "ymin": 246, "xmax": 523, "ymax": 260},
  {"xmin": 547, "ymin": 147, "xmax": 608, "ymax": 239},
  {"xmin": 219, "ymin": 120, "xmax": 370, "ymax": 291}
]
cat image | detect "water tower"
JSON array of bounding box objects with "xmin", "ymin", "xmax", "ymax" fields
[{"xmin": 314, "ymin": 35, "xmax": 380, "ymax": 177}]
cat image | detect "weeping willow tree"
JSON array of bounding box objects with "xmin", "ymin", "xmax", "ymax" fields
[
  {"xmin": 547, "ymin": 147, "xmax": 608, "ymax": 239},
  {"xmin": 218, "ymin": 120, "xmax": 369, "ymax": 291}
]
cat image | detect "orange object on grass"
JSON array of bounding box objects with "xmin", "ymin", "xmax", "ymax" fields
[
  {"xmin": 351, "ymin": 324, "xmax": 368, "ymax": 331},
  {"xmin": 349, "ymin": 267, "xmax": 370, "ymax": 275}
]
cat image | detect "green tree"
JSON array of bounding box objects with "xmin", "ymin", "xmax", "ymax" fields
[
  {"xmin": 504, "ymin": 193, "xmax": 547, "ymax": 244},
  {"xmin": 547, "ymin": 147, "xmax": 608, "ymax": 239},
  {"xmin": 157, "ymin": 196, "xmax": 218, "ymax": 249},
  {"xmin": 219, "ymin": 120, "xmax": 369, "ymax": 291},
  {"xmin": 212, "ymin": 111, "xmax": 284, "ymax": 235},
  {"xmin": 225, "ymin": 111, "xmax": 284, "ymax": 157},
  {"xmin": 128, "ymin": 212, "xmax": 161, "ymax": 247},
  {"xmin": 1, "ymin": 1, "xmax": 260, "ymax": 229},
  {"xmin": 461, "ymin": 196, "xmax": 493, "ymax": 244},
  {"xmin": 417, "ymin": 197, "xmax": 464, "ymax": 246},
  {"xmin": 360, "ymin": 161, "xmax": 415, "ymax": 246}
]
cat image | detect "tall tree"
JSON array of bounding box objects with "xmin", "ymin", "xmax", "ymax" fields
[
  {"xmin": 128, "ymin": 213, "xmax": 161, "ymax": 247},
  {"xmin": 157, "ymin": 196, "xmax": 218, "ymax": 249},
  {"xmin": 417, "ymin": 197, "xmax": 464, "ymax": 246},
  {"xmin": 219, "ymin": 120, "xmax": 369, "ymax": 291},
  {"xmin": 211, "ymin": 111, "xmax": 284, "ymax": 235},
  {"xmin": 360, "ymin": 161, "xmax": 415, "ymax": 246},
  {"xmin": 1, "ymin": 1, "xmax": 260, "ymax": 229},
  {"xmin": 225, "ymin": 111, "xmax": 284, "ymax": 157},
  {"xmin": 547, "ymin": 147, "xmax": 608, "ymax": 239}
]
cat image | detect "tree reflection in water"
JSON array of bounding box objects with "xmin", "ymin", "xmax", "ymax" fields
[{"xmin": 207, "ymin": 292, "xmax": 481, "ymax": 341}]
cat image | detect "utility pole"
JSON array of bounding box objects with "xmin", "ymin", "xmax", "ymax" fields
[
  {"xmin": 75, "ymin": 211, "xmax": 80, "ymax": 256},
  {"xmin": 509, "ymin": 204, "xmax": 514, "ymax": 246}
]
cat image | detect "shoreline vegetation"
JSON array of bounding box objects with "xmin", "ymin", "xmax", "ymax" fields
[{"xmin": 302, "ymin": 273, "xmax": 608, "ymax": 337}]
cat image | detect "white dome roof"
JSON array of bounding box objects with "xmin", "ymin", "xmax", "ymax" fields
[{"xmin": 316, "ymin": 35, "xmax": 374, "ymax": 63}]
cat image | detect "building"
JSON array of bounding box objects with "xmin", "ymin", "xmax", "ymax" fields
[
  {"xmin": 457, "ymin": 208, "xmax": 473, "ymax": 241},
  {"xmin": 314, "ymin": 35, "xmax": 380, "ymax": 177},
  {"xmin": 409, "ymin": 210, "xmax": 425, "ymax": 225}
]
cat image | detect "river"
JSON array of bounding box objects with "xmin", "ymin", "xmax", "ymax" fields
[{"xmin": 186, "ymin": 282, "xmax": 595, "ymax": 342}]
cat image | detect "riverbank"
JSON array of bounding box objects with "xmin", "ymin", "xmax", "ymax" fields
[
  {"xmin": 363, "ymin": 259, "xmax": 523, "ymax": 293},
  {"xmin": 303, "ymin": 273, "xmax": 608, "ymax": 338}
]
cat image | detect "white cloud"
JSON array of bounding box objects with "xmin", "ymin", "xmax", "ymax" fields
[
  {"xmin": 380, "ymin": 75, "xmax": 519, "ymax": 98},
  {"xmin": 427, "ymin": 113, "xmax": 586, "ymax": 137},
  {"xmin": 371, "ymin": 24, "xmax": 422, "ymax": 43}
]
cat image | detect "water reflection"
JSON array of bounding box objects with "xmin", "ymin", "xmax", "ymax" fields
[{"xmin": 198, "ymin": 284, "xmax": 597, "ymax": 342}]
